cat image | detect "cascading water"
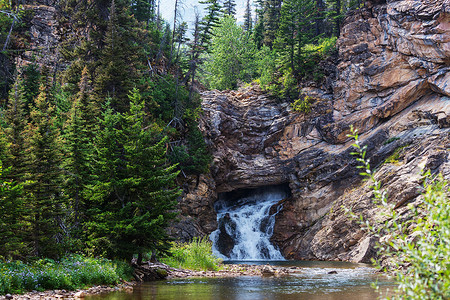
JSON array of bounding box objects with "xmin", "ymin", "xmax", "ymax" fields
[{"xmin": 210, "ymin": 185, "xmax": 288, "ymax": 261}]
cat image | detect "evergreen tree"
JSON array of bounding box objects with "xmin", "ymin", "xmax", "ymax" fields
[
  {"xmin": 26, "ymin": 81, "xmax": 67, "ymax": 258},
  {"xmin": 120, "ymin": 88, "xmax": 180, "ymax": 260},
  {"xmin": 21, "ymin": 63, "xmax": 41, "ymax": 114},
  {"xmin": 0, "ymin": 157, "xmax": 26, "ymax": 259},
  {"xmin": 203, "ymin": 16, "xmax": 256, "ymax": 90},
  {"xmin": 3, "ymin": 75, "xmax": 29, "ymax": 183},
  {"xmin": 94, "ymin": 0, "xmax": 143, "ymax": 112},
  {"xmin": 63, "ymin": 67, "xmax": 97, "ymax": 231},
  {"xmin": 275, "ymin": 0, "xmax": 317, "ymax": 73},
  {"xmin": 84, "ymin": 100, "xmax": 123, "ymax": 257},
  {"xmin": 130, "ymin": 0, "xmax": 157, "ymax": 23},
  {"xmin": 327, "ymin": 0, "xmax": 342, "ymax": 36},
  {"xmin": 86, "ymin": 89, "xmax": 180, "ymax": 260},
  {"xmin": 183, "ymin": 0, "xmax": 221, "ymax": 89},
  {"xmin": 263, "ymin": 0, "xmax": 282, "ymax": 48},
  {"xmin": 199, "ymin": 0, "xmax": 222, "ymax": 50},
  {"xmin": 253, "ymin": 0, "xmax": 265, "ymax": 48},
  {"xmin": 243, "ymin": 0, "xmax": 253, "ymax": 32},
  {"xmin": 222, "ymin": 0, "xmax": 236, "ymax": 17}
]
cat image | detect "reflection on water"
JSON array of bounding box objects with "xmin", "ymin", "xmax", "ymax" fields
[{"xmin": 86, "ymin": 261, "xmax": 395, "ymax": 300}]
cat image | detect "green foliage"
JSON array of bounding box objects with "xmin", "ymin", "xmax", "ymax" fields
[
  {"xmin": 265, "ymin": 68, "xmax": 299, "ymax": 100},
  {"xmin": 291, "ymin": 95, "xmax": 313, "ymax": 114},
  {"xmin": 169, "ymin": 120, "xmax": 211, "ymax": 175},
  {"xmin": 303, "ymin": 37, "xmax": 337, "ymax": 58},
  {"xmin": 384, "ymin": 137, "xmax": 401, "ymax": 145},
  {"xmin": 26, "ymin": 80, "xmax": 67, "ymax": 258},
  {"xmin": 142, "ymin": 75, "xmax": 188, "ymax": 124},
  {"xmin": 202, "ymin": 16, "xmax": 257, "ymax": 90},
  {"xmin": 160, "ymin": 237, "xmax": 222, "ymax": 271},
  {"xmin": 86, "ymin": 89, "xmax": 180, "ymax": 260},
  {"xmin": 275, "ymin": 0, "xmax": 316, "ymax": 74},
  {"xmin": 0, "ymin": 255, "xmax": 131, "ymax": 295},
  {"xmin": 348, "ymin": 126, "xmax": 450, "ymax": 300},
  {"xmin": 383, "ymin": 145, "xmax": 408, "ymax": 165},
  {"xmin": 0, "ymin": 159, "xmax": 26, "ymax": 259},
  {"xmin": 254, "ymin": 46, "xmax": 278, "ymax": 88}
]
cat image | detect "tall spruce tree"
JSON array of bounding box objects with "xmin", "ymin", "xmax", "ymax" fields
[
  {"xmin": 120, "ymin": 88, "xmax": 180, "ymax": 261},
  {"xmin": 3, "ymin": 75, "xmax": 29, "ymax": 183},
  {"xmin": 275, "ymin": 0, "xmax": 317, "ymax": 73},
  {"xmin": 0, "ymin": 156, "xmax": 26, "ymax": 259},
  {"xmin": 263, "ymin": 0, "xmax": 282, "ymax": 48},
  {"xmin": 63, "ymin": 67, "xmax": 97, "ymax": 231},
  {"xmin": 26, "ymin": 80, "xmax": 67, "ymax": 258},
  {"xmin": 243, "ymin": 0, "xmax": 253, "ymax": 32},
  {"xmin": 94, "ymin": 0, "xmax": 143, "ymax": 112},
  {"xmin": 183, "ymin": 0, "xmax": 221, "ymax": 89},
  {"xmin": 86, "ymin": 89, "xmax": 180, "ymax": 260},
  {"xmin": 222, "ymin": 0, "xmax": 236, "ymax": 17},
  {"xmin": 253, "ymin": 0, "xmax": 265, "ymax": 49},
  {"xmin": 84, "ymin": 100, "xmax": 123, "ymax": 257}
]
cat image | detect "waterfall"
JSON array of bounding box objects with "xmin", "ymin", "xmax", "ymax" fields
[{"xmin": 210, "ymin": 185, "xmax": 288, "ymax": 261}]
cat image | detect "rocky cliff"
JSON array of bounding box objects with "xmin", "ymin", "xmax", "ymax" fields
[{"xmin": 178, "ymin": 0, "xmax": 450, "ymax": 262}]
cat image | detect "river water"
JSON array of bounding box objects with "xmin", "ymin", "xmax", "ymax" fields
[{"xmin": 86, "ymin": 261, "xmax": 395, "ymax": 300}]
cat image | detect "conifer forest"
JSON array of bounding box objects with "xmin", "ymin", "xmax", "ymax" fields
[{"xmin": 0, "ymin": 0, "xmax": 449, "ymax": 298}]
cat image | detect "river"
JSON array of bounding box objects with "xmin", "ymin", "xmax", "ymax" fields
[{"xmin": 86, "ymin": 260, "xmax": 395, "ymax": 300}]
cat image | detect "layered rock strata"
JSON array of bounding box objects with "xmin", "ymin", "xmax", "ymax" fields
[{"xmin": 181, "ymin": 0, "xmax": 450, "ymax": 261}]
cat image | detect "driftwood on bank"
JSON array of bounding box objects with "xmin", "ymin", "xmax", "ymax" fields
[{"xmin": 131, "ymin": 260, "xmax": 304, "ymax": 282}]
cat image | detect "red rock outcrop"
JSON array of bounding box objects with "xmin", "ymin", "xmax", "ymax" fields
[{"xmin": 195, "ymin": 0, "xmax": 450, "ymax": 261}]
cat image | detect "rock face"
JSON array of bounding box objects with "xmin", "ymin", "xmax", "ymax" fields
[
  {"xmin": 16, "ymin": 1, "xmax": 63, "ymax": 70},
  {"xmin": 192, "ymin": 0, "xmax": 450, "ymax": 262}
]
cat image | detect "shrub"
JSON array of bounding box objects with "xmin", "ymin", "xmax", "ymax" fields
[
  {"xmin": 0, "ymin": 255, "xmax": 132, "ymax": 295},
  {"xmin": 291, "ymin": 95, "xmax": 314, "ymax": 114},
  {"xmin": 160, "ymin": 237, "xmax": 222, "ymax": 271},
  {"xmin": 348, "ymin": 126, "xmax": 450, "ymax": 300}
]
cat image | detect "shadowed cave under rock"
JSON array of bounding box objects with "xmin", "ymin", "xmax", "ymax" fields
[{"xmin": 210, "ymin": 184, "xmax": 291, "ymax": 260}]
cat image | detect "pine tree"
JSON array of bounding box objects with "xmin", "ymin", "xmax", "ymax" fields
[
  {"xmin": 275, "ymin": 0, "xmax": 317, "ymax": 73},
  {"xmin": 253, "ymin": 0, "xmax": 265, "ymax": 48},
  {"xmin": 130, "ymin": 0, "xmax": 157, "ymax": 23},
  {"xmin": 222, "ymin": 0, "xmax": 236, "ymax": 17},
  {"xmin": 0, "ymin": 156, "xmax": 26, "ymax": 259},
  {"xmin": 63, "ymin": 67, "xmax": 97, "ymax": 231},
  {"xmin": 84, "ymin": 100, "xmax": 123, "ymax": 258},
  {"xmin": 0, "ymin": 120, "xmax": 27, "ymax": 258},
  {"xmin": 3, "ymin": 74, "xmax": 29, "ymax": 183},
  {"xmin": 86, "ymin": 89, "xmax": 180, "ymax": 260},
  {"xmin": 327, "ymin": 0, "xmax": 342, "ymax": 36},
  {"xmin": 183, "ymin": 0, "xmax": 221, "ymax": 88},
  {"xmin": 120, "ymin": 88, "xmax": 180, "ymax": 260},
  {"xmin": 94, "ymin": 0, "xmax": 144, "ymax": 112},
  {"xmin": 263, "ymin": 0, "xmax": 282, "ymax": 48},
  {"xmin": 26, "ymin": 80, "xmax": 67, "ymax": 258},
  {"xmin": 243, "ymin": 0, "xmax": 253, "ymax": 32}
]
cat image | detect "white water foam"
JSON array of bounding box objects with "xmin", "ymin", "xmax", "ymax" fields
[{"xmin": 211, "ymin": 187, "xmax": 287, "ymax": 260}]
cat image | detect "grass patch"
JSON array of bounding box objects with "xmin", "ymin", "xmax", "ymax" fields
[
  {"xmin": 160, "ymin": 237, "xmax": 222, "ymax": 271},
  {"xmin": 384, "ymin": 145, "xmax": 408, "ymax": 165},
  {"xmin": 0, "ymin": 255, "xmax": 133, "ymax": 295},
  {"xmin": 383, "ymin": 137, "xmax": 401, "ymax": 145}
]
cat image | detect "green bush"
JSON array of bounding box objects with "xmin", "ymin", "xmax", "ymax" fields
[
  {"xmin": 0, "ymin": 255, "xmax": 132, "ymax": 295},
  {"xmin": 348, "ymin": 126, "xmax": 450, "ymax": 300},
  {"xmin": 160, "ymin": 237, "xmax": 222, "ymax": 271},
  {"xmin": 291, "ymin": 95, "xmax": 314, "ymax": 114}
]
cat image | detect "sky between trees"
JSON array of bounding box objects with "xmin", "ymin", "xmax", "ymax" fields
[{"xmin": 160, "ymin": 0, "xmax": 251, "ymax": 28}]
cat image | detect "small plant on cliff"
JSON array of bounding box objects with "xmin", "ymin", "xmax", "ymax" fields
[
  {"xmin": 348, "ymin": 126, "xmax": 450, "ymax": 300},
  {"xmin": 160, "ymin": 237, "xmax": 222, "ymax": 271},
  {"xmin": 291, "ymin": 95, "xmax": 314, "ymax": 114}
]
